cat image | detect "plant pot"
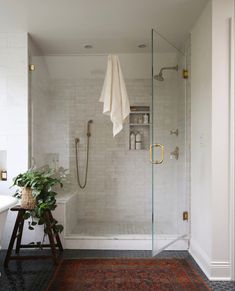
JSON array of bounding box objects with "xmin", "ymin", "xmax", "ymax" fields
[{"xmin": 21, "ymin": 187, "xmax": 36, "ymax": 209}]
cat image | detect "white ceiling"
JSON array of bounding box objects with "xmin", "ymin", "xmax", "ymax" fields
[{"xmin": 0, "ymin": 0, "xmax": 207, "ymax": 54}]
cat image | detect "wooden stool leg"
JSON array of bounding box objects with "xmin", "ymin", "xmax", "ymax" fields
[
  {"xmin": 44, "ymin": 210, "xmax": 58, "ymax": 265},
  {"xmin": 15, "ymin": 213, "xmax": 25, "ymax": 254},
  {"xmin": 4, "ymin": 210, "xmax": 25, "ymax": 267},
  {"xmin": 48, "ymin": 211, "xmax": 63, "ymax": 251}
]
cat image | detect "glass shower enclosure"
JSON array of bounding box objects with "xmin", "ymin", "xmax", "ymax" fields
[
  {"xmin": 151, "ymin": 29, "xmax": 189, "ymax": 255},
  {"xmin": 29, "ymin": 29, "xmax": 189, "ymax": 254}
]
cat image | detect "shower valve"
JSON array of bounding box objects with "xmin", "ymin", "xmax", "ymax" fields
[
  {"xmin": 170, "ymin": 129, "xmax": 179, "ymax": 136},
  {"xmin": 170, "ymin": 146, "xmax": 179, "ymax": 160}
]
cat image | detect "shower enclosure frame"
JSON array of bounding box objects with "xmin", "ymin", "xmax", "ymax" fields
[
  {"xmin": 29, "ymin": 30, "xmax": 190, "ymax": 252},
  {"xmin": 151, "ymin": 28, "xmax": 189, "ymax": 256}
]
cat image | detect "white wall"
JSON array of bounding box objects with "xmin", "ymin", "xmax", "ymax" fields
[
  {"xmin": 0, "ymin": 33, "xmax": 30, "ymax": 247},
  {"xmin": 0, "ymin": 33, "xmax": 29, "ymax": 191},
  {"xmin": 29, "ymin": 38, "xmax": 52, "ymax": 168},
  {"xmin": 190, "ymin": 0, "xmax": 212, "ymax": 270},
  {"xmin": 211, "ymin": 0, "xmax": 232, "ymax": 272},
  {"xmin": 0, "ymin": 35, "xmax": 53, "ymax": 248},
  {"xmin": 190, "ymin": 0, "xmax": 234, "ymax": 280}
]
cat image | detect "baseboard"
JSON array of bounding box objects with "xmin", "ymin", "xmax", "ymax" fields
[
  {"xmin": 209, "ymin": 261, "xmax": 231, "ymax": 281},
  {"xmin": 64, "ymin": 235, "xmax": 188, "ymax": 251},
  {"xmin": 189, "ymin": 239, "xmax": 231, "ymax": 280}
]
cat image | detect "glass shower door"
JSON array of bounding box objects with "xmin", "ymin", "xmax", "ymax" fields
[{"xmin": 151, "ymin": 29, "xmax": 189, "ymax": 256}]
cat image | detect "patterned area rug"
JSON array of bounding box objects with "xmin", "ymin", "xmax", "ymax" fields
[{"xmin": 47, "ymin": 258, "xmax": 211, "ymax": 291}]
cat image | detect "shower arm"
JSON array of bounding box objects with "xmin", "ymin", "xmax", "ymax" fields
[{"xmin": 159, "ymin": 65, "xmax": 178, "ymax": 75}]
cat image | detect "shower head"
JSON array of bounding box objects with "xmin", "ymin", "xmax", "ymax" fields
[
  {"xmin": 154, "ymin": 73, "xmax": 164, "ymax": 81},
  {"xmin": 154, "ymin": 65, "xmax": 178, "ymax": 81}
]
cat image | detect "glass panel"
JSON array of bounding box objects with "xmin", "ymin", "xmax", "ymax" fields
[
  {"xmin": 151, "ymin": 29, "xmax": 188, "ymax": 255},
  {"xmin": 29, "ymin": 49, "xmax": 152, "ymax": 242}
]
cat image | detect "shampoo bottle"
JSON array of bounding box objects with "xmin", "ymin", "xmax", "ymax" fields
[
  {"xmin": 135, "ymin": 132, "xmax": 142, "ymax": 150},
  {"xmin": 130, "ymin": 132, "xmax": 136, "ymax": 150}
]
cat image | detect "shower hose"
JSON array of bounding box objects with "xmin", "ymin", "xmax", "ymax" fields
[{"xmin": 75, "ymin": 135, "xmax": 90, "ymax": 189}]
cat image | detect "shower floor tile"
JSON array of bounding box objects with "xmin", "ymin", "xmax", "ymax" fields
[{"xmin": 70, "ymin": 220, "xmax": 176, "ymax": 237}]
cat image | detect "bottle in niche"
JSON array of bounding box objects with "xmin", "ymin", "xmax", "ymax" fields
[
  {"xmin": 143, "ymin": 114, "xmax": 149, "ymax": 124},
  {"xmin": 135, "ymin": 132, "xmax": 142, "ymax": 150},
  {"xmin": 133, "ymin": 116, "xmax": 138, "ymax": 124},
  {"xmin": 130, "ymin": 132, "xmax": 136, "ymax": 150},
  {"xmin": 137, "ymin": 115, "xmax": 143, "ymax": 124},
  {"xmin": 1, "ymin": 170, "xmax": 7, "ymax": 181}
]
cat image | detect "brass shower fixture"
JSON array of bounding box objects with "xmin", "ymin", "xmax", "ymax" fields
[
  {"xmin": 170, "ymin": 129, "xmax": 179, "ymax": 136},
  {"xmin": 183, "ymin": 69, "xmax": 189, "ymax": 79},
  {"xmin": 170, "ymin": 146, "xmax": 179, "ymax": 160},
  {"xmin": 29, "ymin": 64, "xmax": 35, "ymax": 71}
]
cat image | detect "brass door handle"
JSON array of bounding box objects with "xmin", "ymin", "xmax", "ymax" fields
[{"xmin": 149, "ymin": 144, "xmax": 164, "ymax": 164}]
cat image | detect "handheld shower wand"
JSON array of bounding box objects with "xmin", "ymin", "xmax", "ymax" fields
[{"xmin": 87, "ymin": 120, "xmax": 93, "ymax": 137}]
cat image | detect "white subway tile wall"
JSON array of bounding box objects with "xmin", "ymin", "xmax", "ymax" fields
[{"xmin": 31, "ymin": 52, "xmax": 191, "ymax": 237}]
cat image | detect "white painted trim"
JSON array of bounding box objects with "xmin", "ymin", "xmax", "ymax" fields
[
  {"xmin": 210, "ymin": 261, "xmax": 231, "ymax": 281},
  {"xmin": 190, "ymin": 239, "xmax": 231, "ymax": 280},
  {"xmin": 189, "ymin": 239, "xmax": 211, "ymax": 279},
  {"xmin": 229, "ymin": 16, "xmax": 235, "ymax": 281}
]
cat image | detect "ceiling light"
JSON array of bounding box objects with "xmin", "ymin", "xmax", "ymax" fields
[
  {"xmin": 84, "ymin": 44, "xmax": 93, "ymax": 49},
  {"xmin": 138, "ymin": 44, "xmax": 147, "ymax": 48}
]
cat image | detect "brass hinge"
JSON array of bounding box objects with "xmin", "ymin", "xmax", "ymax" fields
[
  {"xmin": 29, "ymin": 64, "xmax": 35, "ymax": 72},
  {"xmin": 182, "ymin": 69, "xmax": 188, "ymax": 79},
  {"xmin": 183, "ymin": 211, "xmax": 189, "ymax": 221}
]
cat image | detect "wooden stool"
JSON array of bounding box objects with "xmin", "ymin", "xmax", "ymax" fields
[{"xmin": 4, "ymin": 205, "xmax": 63, "ymax": 267}]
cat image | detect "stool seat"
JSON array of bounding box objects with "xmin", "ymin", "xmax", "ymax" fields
[{"xmin": 4, "ymin": 205, "xmax": 63, "ymax": 267}]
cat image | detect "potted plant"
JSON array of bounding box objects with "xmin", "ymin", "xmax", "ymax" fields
[{"xmin": 11, "ymin": 168, "xmax": 64, "ymax": 234}]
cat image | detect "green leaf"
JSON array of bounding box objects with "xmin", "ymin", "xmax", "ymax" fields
[
  {"xmin": 38, "ymin": 218, "xmax": 45, "ymax": 225},
  {"xmin": 54, "ymin": 224, "xmax": 64, "ymax": 233},
  {"xmin": 11, "ymin": 167, "xmax": 65, "ymax": 236},
  {"xmin": 23, "ymin": 212, "xmax": 30, "ymax": 220}
]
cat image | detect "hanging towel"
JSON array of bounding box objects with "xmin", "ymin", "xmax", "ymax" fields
[{"xmin": 99, "ymin": 55, "xmax": 130, "ymax": 137}]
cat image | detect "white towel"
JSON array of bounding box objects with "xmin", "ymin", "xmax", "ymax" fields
[{"xmin": 99, "ymin": 55, "xmax": 130, "ymax": 137}]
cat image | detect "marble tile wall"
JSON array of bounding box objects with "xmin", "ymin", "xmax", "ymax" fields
[{"xmin": 49, "ymin": 78, "xmax": 152, "ymax": 226}]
